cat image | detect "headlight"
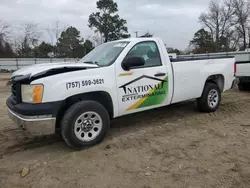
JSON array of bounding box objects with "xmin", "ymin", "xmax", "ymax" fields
[{"xmin": 21, "ymin": 84, "xmax": 43, "ymax": 103}]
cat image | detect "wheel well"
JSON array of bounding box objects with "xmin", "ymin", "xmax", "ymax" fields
[
  {"xmin": 55, "ymin": 91, "xmax": 114, "ymax": 129},
  {"xmin": 205, "ymin": 74, "xmax": 225, "ymax": 92}
]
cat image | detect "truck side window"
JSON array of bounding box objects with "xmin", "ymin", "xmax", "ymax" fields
[{"xmin": 126, "ymin": 41, "xmax": 162, "ymax": 68}]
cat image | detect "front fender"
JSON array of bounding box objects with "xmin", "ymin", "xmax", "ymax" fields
[{"xmin": 31, "ymin": 67, "xmax": 119, "ymax": 117}]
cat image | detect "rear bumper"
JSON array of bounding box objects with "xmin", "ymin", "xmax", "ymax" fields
[{"xmin": 8, "ymin": 108, "xmax": 56, "ymax": 136}]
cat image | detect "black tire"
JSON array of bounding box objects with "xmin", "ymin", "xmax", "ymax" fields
[
  {"xmin": 61, "ymin": 100, "xmax": 110, "ymax": 149},
  {"xmin": 197, "ymin": 82, "xmax": 221, "ymax": 113}
]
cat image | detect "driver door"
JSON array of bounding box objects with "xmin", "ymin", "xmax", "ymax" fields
[{"xmin": 116, "ymin": 41, "xmax": 170, "ymax": 116}]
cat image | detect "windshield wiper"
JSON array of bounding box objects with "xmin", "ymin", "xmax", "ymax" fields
[{"xmin": 83, "ymin": 61, "xmax": 99, "ymax": 66}]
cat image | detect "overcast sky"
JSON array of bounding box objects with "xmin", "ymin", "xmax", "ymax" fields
[{"xmin": 0, "ymin": 0, "xmax": 211, "ymax": 50}]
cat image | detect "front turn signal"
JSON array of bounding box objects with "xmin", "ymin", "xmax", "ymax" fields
[{"xmin": 33, "ymin": 85, "xmax": 43, "ymax": 103}]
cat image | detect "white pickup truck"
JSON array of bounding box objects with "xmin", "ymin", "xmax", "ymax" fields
[{"xmin": 6, "ymin": 37, "xmax": 236, "ymax": 149}]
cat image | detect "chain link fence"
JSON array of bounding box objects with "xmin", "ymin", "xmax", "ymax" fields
[{"xmin": 0, "ymin": 58, "xmax": 79, "ymax": 72}]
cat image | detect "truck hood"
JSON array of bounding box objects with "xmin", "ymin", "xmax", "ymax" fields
[{"xmin": 12, "ymin": 62, "xmax": 98, "ymax": 79}]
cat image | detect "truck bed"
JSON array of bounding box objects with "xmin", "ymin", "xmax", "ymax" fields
[{"xmin": 170, "ymin": 57, "xmax": 235, "ymax": 104}]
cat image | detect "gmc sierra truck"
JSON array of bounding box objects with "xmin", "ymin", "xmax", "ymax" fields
[{"xmin": 6, "ymin": 37, "xmax": 236, "ymax": 149}]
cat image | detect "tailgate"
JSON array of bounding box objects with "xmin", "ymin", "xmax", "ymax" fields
[{"xmin": 236, "ymin": 62, "xmax": 250, "ymax": 77}]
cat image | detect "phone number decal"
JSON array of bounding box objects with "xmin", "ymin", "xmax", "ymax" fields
[{"xmin": 66, "ymin": 79, "xmax": 104, "ymax": 90}]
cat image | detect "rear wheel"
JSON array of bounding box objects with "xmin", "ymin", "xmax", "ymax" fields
[
  {"xmin": 61, "ymin": 100, "xmax": 110, "ymax": 149},
  {"xmin": 197, "ymin": 82, "xmax": 221, "ymax": 113}
]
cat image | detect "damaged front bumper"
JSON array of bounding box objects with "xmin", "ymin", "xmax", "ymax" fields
[
  {"xmin": 8, "ymin": 108, "xmax": 56, "ymax": 136},
  {"xmin": 6, "ymin": 96, "xmax": 62, "ymax": 136}
]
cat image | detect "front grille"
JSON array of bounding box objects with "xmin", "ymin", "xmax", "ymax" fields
[
  {"xmin": 11, "ymin": 81, "xmax": 21, "ymax": 104},
  {"xmin": 11, "ymin": 82, "xmax": 17, "ymax": 102}
]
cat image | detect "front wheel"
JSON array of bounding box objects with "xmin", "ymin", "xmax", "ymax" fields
[
  {"xmin": 61, "ymin": 100, "xmax": 110, "ymax": 149},
  {"xmin": 197, "ymin": 82, "xmax": 221, "ymax": 113}
]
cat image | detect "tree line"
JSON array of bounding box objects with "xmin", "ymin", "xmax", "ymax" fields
[
  {"xmin": 0, "ymin": 0, "xmax": 131, "ymax": 58},
  {"xmin": 1, "ymin": 0, "xmax": 249, "ymax": 58},
  {"xmin": 189, "ymin": 0, "xmax": 250, "ymax": 54}
]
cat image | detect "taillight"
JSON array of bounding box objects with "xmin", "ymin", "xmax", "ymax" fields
[{"xmin": 234, "ymin": 63, "xmax": 237, "ymax": 76}]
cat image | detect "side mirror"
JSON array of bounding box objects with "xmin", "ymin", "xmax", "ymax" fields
[{"xmin": 122, "ymin": 56, "xmax": 145, "ymax": 71}]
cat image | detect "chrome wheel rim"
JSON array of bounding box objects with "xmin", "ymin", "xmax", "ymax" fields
[
  {"xmin": 208, "ymin": 89, "xmax": 219, "ymax": 108},
  {"xmin": 74, "ymin": 111, "xmax": 102, "ymax": 142}
]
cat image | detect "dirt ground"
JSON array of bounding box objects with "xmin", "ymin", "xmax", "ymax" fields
[{"xmin": 1, "ymin": 73, "xmax": 250, "ymax": 188}]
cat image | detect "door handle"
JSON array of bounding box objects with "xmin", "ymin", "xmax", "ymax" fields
[{"xmin": 154, "ymin": 73, "xmax": 166, "ymax": 77}]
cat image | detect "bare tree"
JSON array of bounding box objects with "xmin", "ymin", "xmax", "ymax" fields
[
  {"xmin": 0, "ymin": 21, "xmax": 17, "ymax": 57},
  {"xmin": 199, "ymin": 0, "xmax": 235, "ymax": 51},
  {"xmin": 0, "ymin": 20, "xmax": 11, "ymax": 45},
  {"xmin": 92, "ymin": 32, "xmax": 104, "ymax": 47},
  {"xmin": 232, "ymin": 0, "xmax": 250, "ymax": 50},
  {"xmin": 223, "ymin": 30, "xmax": 241, "ymax": 50},
  {"xmin": 24, "ymin": 23, "xmax": 40, "ymax": 46},
  {"xmin": 45, "ymin": 20, "xmax": 66, "ymax": 45},
  {"xmin": 16, "ymin": 23, "xmax": 41, "ymax": 57},
  {"xmin": 221, "ymin": 0, "xmax": 235, "ymax": 36}
]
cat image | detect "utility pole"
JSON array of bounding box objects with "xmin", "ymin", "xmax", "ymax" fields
[{"xmin": 134, "ymin": 31, "xmax": 138, "ymax": 38}]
